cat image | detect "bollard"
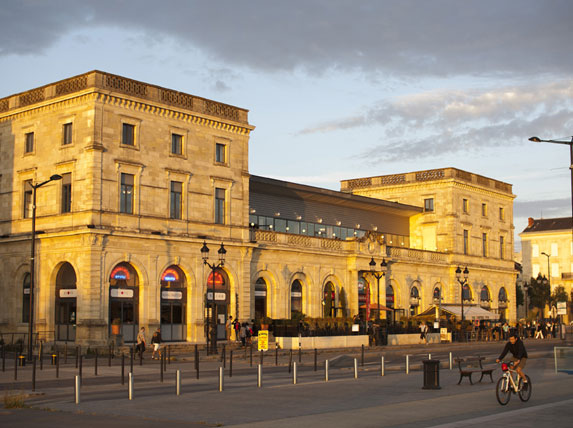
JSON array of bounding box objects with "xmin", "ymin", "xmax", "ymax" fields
[
  {"xmin": 260, "ymin": 350, "xmax": 263, "ymax": 366},
  {"xmin": 130, "ymin": 347, "xmax": 134, "ymax": 373},
  {"xmin": 354, "ymin": 358, "xmax": 358, "ymax": 379},
  {"xmin": 230, "ymin": 350, "xmax": 233, "ymax": 377},
  {"xmin": 128, "ymin": 372, "xmax": 134, "ymax": 400},
  {"xmin": 288, "ymin": 349, "xmax": 292, "ymax": 373},
  {"xmin": 449, "ymin": 352, "xmax": 453, "ymax": 370},
  {"xmin": 314, "ymin": 348, "xmax": 318, "ymax": 372},
  {"xmin": 95, "ymin": 350, "xmax": 98, "ymax": 376},
  {"xmin": 250, "ymin": 345, "xmax": 253, "ymax": 367},
  {"xmin": 428, "ymin": 353, "xmax": 431, "ymax": 360},
  {"xmin": 56, "ymin": 351, "xmax": 60, "ymax": 378},
  {"xmin": 275, "ymin": 343, "xmax": 278, "ymax": 366},
  {"xmin": 361, "ymin": 345, "xmax": 365, "ymax": 366},
  {"xmin": 222, "ymin": 344, "xmax": 226, "ymax": 366},
  {"xmin": 108, "ymin": 345, "xmax": 112, "ymax": 367},
  {"xmin": 32, "ymin": 357, "xmax": 37, "ymax": 391},
  {"xmin": 39, "ymin": 343, "xmax": 43, "ymax": 370},
  {"xmin": 381, "ymin": 356, "xmax": 385, "ymax": 376},
  {"xmin": 139, "ymin": 347, "xmax": 143, "ymax": 366},
  {"xmin": 163, "ymin": 350, "xmax": 167, "ymax": 372},
  {"xmin": 219, "ymin": 367, "xmax": 224, "ymax": 392},
  {"xmin": 51, "ymin": 353, "xmax": 57, "ymax": 366},
  {"xmin": 195, "ymin": 345, "xmax": 199, "ymax": 379},
  {"xmin": 168, "ymin": 345, "xmax": 171, "ymax": 365},
  {"xmin": 121, "ymin": 354, "xmax": 125, "ymax": 385},
  {"xmin": 406, "ymin": 355, "xmax": 409, "ymax": 374},
  {"xmin": 257, "ymin": 364, "xmax": 262, "ymax": 388},
  {"xmin": 75, "ymin": 347, "xmax": 79, "ymax": 369},
  {"xmin": 293, "ymin": 362, "xmax": 297, "ymax": 384},
  {"xmin": 64, "ymin": 342, "xmax": 68, "ymax": 364},
  {"xmin": 298, "ymin": 342, "xmax": 302, "ymax": 363},
  {"xmin": 325, "ymin": 359, "xmax": 329, "ymax": 382},
  {"xmin": 160, "ymin": 353, "xmax": 164, "ymax": 383},
  {"xmin": 75, "ymin": 375, "xmax": 81, "ymax": 404},
  {"xmin": 14, "ymin": 354, "xmax": 18, "ymax": 380},
  {"xmin": 176, "ymin": 370, "xmax": 181, "ymax": 396}
]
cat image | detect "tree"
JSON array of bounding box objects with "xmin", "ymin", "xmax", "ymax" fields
[
  {"xmin": 516, "ymin": 283, "xmax": 524, "ymax": 307},
  {"xmin": 527, "ymin": 275, "xmax": 550, "ymax": 314},
  {"xmin": 550, "ymin": 286, "xmax": 569, "ymax": 306}
]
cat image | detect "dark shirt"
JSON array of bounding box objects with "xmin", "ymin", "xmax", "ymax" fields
[
  {"xmin": 498, "ymin": 338, "xmax": 528, "ymax": 360},
  {"xmin": 151, "ymin": 332, "xmax": 162, "ymax": 344}
]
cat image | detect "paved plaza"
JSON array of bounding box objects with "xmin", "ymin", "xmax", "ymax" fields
[{"xmin": 1, "ymin": 339, "xmax": 572, "ymax": 427}]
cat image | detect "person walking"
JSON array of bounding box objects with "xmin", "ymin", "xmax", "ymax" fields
[
  {"xmin": 419, "ymin": 322, "xmax": 428, "ymax": 345},
  {"xmin": 151, "ymin": 327, "xmax": 162, "ymax": 360},
  {"xmin": 136, "ymin": 326, "xmax": 146, "ymax": 359}
]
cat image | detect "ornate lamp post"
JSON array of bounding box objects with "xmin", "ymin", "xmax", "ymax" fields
[
  {"xmin": 541, "ymin": 252, "xmax": 551, "ymax": 290},
  {"xmin": 523, "ymin": 282, "xmax": 529, "ymax": 320},
  {"xmin": 455, "ymin": 266, "xmax": 469, "ymax": 323},
  {"xmin": 201, "ymin": 241, "xmax": 226, "ymax": 355},
  {"xmin": 369, "ymin": 257, "xmax": 388, "ymax": 321},
  {"xmin": 27, "ymin": 174, "xmax": 62, "ymax": 361}
]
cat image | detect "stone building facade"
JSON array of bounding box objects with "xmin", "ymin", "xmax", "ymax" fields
[{"xmin": 0, "ymin": 72, "xmax": 518, "ymax": 346}]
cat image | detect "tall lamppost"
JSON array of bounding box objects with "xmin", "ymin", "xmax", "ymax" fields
[
  {"xmin": 529, "ymin": 136, "xmax": 573, "ymax": 242},
  {"xmin": 201, "ymin": 241, "xmax": 226, "ymax": 355},
  {"xmin": 536, "ymin": 272, "xmax": 549, "ymax": 319},
  {"xmin": 455, "ymin": 266, "xmax": 469, "ymax": 323},
  {"xmin": 541, "ymin": 252, "xmax": 551, "ymax": 290},
  {"xmin": 27, "ymin": 174, "xmax": 62, "ymax": 361},
  {"xmin": 368, "ymin": 257, "xmax": 388, "ymax": 321},
  {"xmin": 523, "ymin": 282, "xmax": 529, "ymax": 320}
]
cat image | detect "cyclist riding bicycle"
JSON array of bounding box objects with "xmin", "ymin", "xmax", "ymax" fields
[{"xmin": 496, "ymin": 331, "xmax": 528, "ymax": 384}]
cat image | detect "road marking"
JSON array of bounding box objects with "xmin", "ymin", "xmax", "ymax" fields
[{"xmin": 427, "ymin": 398, "xmax": 573, "ymax": 427}]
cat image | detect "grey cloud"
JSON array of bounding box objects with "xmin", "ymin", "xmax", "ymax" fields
[
  {"xmin": 514, "ymin": 198, "xmax": 571, "ymax": 221},
  {"xmin": 1, "ymin": 1, "xmax": 572, "ymax": 78}
]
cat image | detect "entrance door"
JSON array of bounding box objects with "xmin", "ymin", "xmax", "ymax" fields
[
  {"xmin": 161, "ymin": 288, "xmax": 187, "ymax": 341},
  {"xmin": 55, "ymin": 263, "xmax": 77, "ymax": 342},
  {"xmin": 206, "ymin": 269, "xmax": 229, "ymax": 340},
  {"xmin": 109, "ymin": 289, "xmax": 138, "ymax": 342}
]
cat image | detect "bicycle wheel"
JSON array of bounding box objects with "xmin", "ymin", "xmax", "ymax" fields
[
  {"xmin": 518, "ymin": 375, "xmax": 532, "ymax": 402},
  {"xmin": 496, "ymin": 376, "xmax": 511, "ymax": 405}
]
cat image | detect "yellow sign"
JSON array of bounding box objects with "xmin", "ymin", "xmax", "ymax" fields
[{"xmin": 258, "ymin": 330, "xmax": 269, "ymax": 351}]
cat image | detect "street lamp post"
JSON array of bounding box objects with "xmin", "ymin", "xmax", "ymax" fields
[
  {"xmin": 541, "ymin": 252, "xmax": 551, "ymax": 290},
  {"xmin": 455, "ymin": 266, "xmax": 470, "ymax": 323},
  {"xmin": 523, "ymin": 282, "xmax": 529, "ymax": 320},
  {"xmin": 27, "ymin": 174, "xmax": 62, "ymax": 361},
  {"xmin": 201, "ymin": 241, "xmax": 226, "ymax": 355},
  {"xmin": 529, "ymin": 136, "xmax": 573, "ymax": 242},
  {"xmin": 369, "ymin": 257, "xmax": 388, "ymax": 321},
  {"xmin": 536, "ymin": 273, "xmax": 549, "ymax": 319}
]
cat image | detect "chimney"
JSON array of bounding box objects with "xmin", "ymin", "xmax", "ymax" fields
[{"xmin": 528, "ymin": 217, "xmax": 535, "ymax": 227}]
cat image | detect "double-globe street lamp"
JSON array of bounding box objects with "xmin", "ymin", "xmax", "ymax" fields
[
  {"xmin": 28, "ymin": 174, "xmax": 63, "ymax": 361},
  {"xmin": 201, "ymin": 241, "xmax": 226, "ymax": 355},
  {"xmin": 455, "ymin": 266, "xmax": 470, "ymax": 324},
  {"xmin": 368, "ymin": 257, "xmax": 388, "ymax": 321}
]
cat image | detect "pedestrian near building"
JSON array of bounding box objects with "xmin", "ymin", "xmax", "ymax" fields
[
  {"xmin": 151, "ymin": 328, "xmax": 162, "ymax": 360},
  {"xmin": 419, "ymin": 322, "xmax": 428, "ymax": 344},
  {"xmin": 136, "ymin": 327, "xmax": 146, "ymax": 358},
  {"xmin": 226, "ymin": 316, "xmax": 234, "ymax": 341}
]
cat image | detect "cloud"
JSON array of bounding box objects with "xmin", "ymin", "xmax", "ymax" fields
[
  {"xmin": 1, "ymin": 1, "xmax": 572, "ymax": 78},
  {"xmin": 298, "ymin": 80, "xmax": 573, "ymax": 161},
  {"xmin": 514, "ymin": 198, "xmax": 571, "ymax": 221}
]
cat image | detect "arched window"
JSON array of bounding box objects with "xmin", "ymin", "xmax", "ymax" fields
[
  {"xmin": 22, "ymin": 273, "xmax": 30, "ymax": 323},
  {"xmin": 386, "ymin": 284, "xmax": 395, "ymax": 309},
  {"xmin": 291, "ymin": 280, "xmax": 302, "ymax": 318},
  {"xmin": 109, "ymin": 262, "xmax": 139, "ymax": 342},
  {"xmin": 160, "ymin": 265, "xmax": 186, "ymax": 341},
  {"xmin": 255, "ymin": 278, "xmax": 267, "ymax": 320},
  {"xmin": 323, "ymin": 282, "xmax": 335, "ymax": 318},
  {"xmin": 433, "ymin": 286, "xmax": 441, "ymax": 304},
  {"xmin": 55, "ymin": 263, "xmax": 77, "ymax": 342},
  {"xmin": 410, "ymin": 286, "xmax": 420, "ymax": 316},
  {"xmin": 462, "ymin": 284, "xmax": 472, "ymax": 302},
  {"xmin": 498, "ymin": 287, "xmax": 508, "ymax": 309}
]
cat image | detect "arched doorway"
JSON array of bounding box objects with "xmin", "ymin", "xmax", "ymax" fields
[
  {"xmin": 55, "ymin": 263, "xmax": 77, "ymax": 342},
  {"xmin": 160, "ymin": 266, "xmax": 186, "ymax": 342},
  {"xmin": 498, "ymin": 287, "xmax": 508, "ymax": 320},
  {"xmin": 433, "ymin": 286, "xmax": 441, "ymax": 305},
  {"xmin": 254, "ymin": 278, "xmax": 267, "ymax": 320},
  {"xmin": 358, "ymin": 276, "xmax": 371, "ymax": 320},
  {"xmin": 206, "ymin": 268, "xmax": 229, "ymax": 340},
  {"xmin": 290, "ymin": 280, "xmax": 303, "ymax": 318},
  {"xmin": 480, "ymin": 286, "xmax": 491, "ymax": 309},
  {"xmin": 409, "ymin": 285, "xmax": 420, "ymax": 316},
  {"xmin": 109, "ymin": 263, "xmax": 139, "ymax": 342},
  {"xmin": 323, "ymin": 282, "xmax": 335, "ymax": 318}
]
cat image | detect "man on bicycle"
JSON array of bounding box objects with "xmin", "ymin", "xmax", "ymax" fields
[{"xmin": 496, "ymin": 331, "xmax": 528, "ymax": 383}]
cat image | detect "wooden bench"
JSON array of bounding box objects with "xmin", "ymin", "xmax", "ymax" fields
[{"xmin": 455, "ymin": 356, "xmax": 495, "ymax": 384}]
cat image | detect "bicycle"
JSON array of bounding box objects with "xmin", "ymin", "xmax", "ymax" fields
[{"xmin": 495, "ymin": 361, "xmax": 532, "ymax": 405}]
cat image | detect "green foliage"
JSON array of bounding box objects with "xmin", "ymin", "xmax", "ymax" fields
[
  {"xmin": 527, "ymin": 276, "xmax": 550, "ymax": 312},
  {"xmin": 516, "ymin": 284, "xmax": 524, "ymax": 307},
  {"xmin": 550, "ymin": 286, "xmax": 569, "ymax": 305}
]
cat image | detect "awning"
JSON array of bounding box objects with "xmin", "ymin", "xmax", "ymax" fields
[
  {"xmin": 359, "ymin": 303, "xmax": 394, "ymax": 311},
  {"xmin": 415, "ymin": 304, "xmax": 498, "ymax": 321}
]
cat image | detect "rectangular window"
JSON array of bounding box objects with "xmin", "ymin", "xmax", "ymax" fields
[
  {"xmin": 170, "ymin": 181, "xmax": 182, "ymax": 219},
  {"xmin": 171, "ymin": 133, "xmax": 183, "ymax": 155},
  {"xmin": 463, "ymin": 230, "xmax": 469, "ymax": 255},
  {"xmin": 23, "ymin": 180, "xmax": 33, "ymax": 218},
  {"xmin": 424, "ymin": 198, "xmax": 434, "ymax": 212},
  {"xmin": 499, "ymin": 236, "xmax": 504, "ymax": 259},
  {"xmin": 551, "ymin": 242, "xmax": 559, "ymax": 257},
  {"xmin": 61, "ymin": 173, "xmax": 72, "ymax": 213},
  {"xmin": 499, "ymin": 207, "xmax": 505, "ymax": 220},
  {"xmin": 215, "ymin": 187, "xmax": 225, "ymax": 224},
  {"xmin": 62, "ymin": 123, "xmax": 73, "ymax": 145},
  {"xmin": 532, "ymin": 244, "xmax": 539, "ymax": 257},
  {"xmin": 482, "ymin": 233, "xmax": 488, "ymax": 257},
  {"xmin": 532, "ymin": 264, "xmax": 540, "ymax": 278},
  {"xmin": 120, "ymin": 173, "xmax": 134, "ymax": 214},
  {"xmin": 482, "ymin": 203, "xmax": 487, "ymax": 216},
  {"xmin": 122, "ymin": 123, "xmax": 135, "ymax": 146},
  {"xmin": 25, "ymin": 132, "xmax": 34, "ymax": 153},
  {"xmin": 215, "ymin": 143, "xmax": 226, "ymax": 164},
  {"xmin": 462, "ymin": 199, "xmax": 469, "ymax": 213},
  {"xmin": 551, "ymin": 263, "xmax": 559, "ymax": 278}
]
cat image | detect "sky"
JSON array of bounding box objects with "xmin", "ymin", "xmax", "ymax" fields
[{"xmin": 1, "ymin": 0, "xmax": 572, "ymax": 251}]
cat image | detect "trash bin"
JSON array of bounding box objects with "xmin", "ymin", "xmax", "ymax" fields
[{"xmin": 422, "ymin": 359, "xmax": 440, "ymax": 389}]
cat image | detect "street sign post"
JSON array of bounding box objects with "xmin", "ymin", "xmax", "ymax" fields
[{"xmin": 258, "ymin": 330, "xmax": 269, "ymax": 352}]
